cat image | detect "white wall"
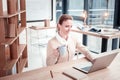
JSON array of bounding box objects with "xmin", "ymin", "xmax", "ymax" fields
[
  {"xmin": 27, "ymin": 0, "xmax": 56, "ymax": 27},
  {"xmin": 2, "ymin": 0, "xmax": 7, "ymax": 11}
]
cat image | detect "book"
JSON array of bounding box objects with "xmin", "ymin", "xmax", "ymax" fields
[{"xmin": 62, "ymin": 67, "xmax": 87, "ymax": 80}]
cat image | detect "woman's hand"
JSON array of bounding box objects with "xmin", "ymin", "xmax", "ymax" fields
[{"xmin": 53, "ymin": 48, "xmax": 59, "ymax": 57}]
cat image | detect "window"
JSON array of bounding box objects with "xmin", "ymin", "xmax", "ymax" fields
[
  {"xmin": 68, "ymin": 0, "xmax": 84, "ymax": 26},
  {"xmin": 26, "ymin": 0, "xmax": 53, "ymax": 22},
  {"xmin": 56, "ymin": 0, "xmax": 62, "ymax": 22},
  {"xmin": 88, "ymin": 0, "xmax": 115, "ymax": 26}
]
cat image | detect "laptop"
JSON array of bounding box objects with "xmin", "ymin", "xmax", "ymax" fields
[{"xmin": 73, "ymin": 50, "xmax": 119, "ymax": 74}]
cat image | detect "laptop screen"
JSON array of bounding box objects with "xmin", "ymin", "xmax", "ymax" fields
[{"xmin": 73, "ymin": 50, "xmax": 119, "ymax": 73}]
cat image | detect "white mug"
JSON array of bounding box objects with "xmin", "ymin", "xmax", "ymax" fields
[{"xmin": 58, "ymin": 45, "xmax": 67, "ymax": 56}]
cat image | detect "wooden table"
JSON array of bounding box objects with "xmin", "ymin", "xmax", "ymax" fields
[
  {"xmin": 72, "ymin": 28, "xmax": 120, "ymax": 53},
  {"xmin": 0, "ymin": 49, "xmax": 120, "ymax": 80},
  {"xmin": 72, "ymin": 29, "xmax": 120, "ymax": 39}
]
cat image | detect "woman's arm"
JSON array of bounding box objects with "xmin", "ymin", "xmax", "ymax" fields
[
  {"xmin": 46, "ymin": 40, "xmax": 59, "ymax": 66},
  {"xmin": 76, "ymin": 39, "xmax": 94, "ymax": 62}
]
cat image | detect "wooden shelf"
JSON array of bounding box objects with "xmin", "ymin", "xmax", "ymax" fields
[
  {"xmin": 17, "ymin": 58, "xmax": 27, "ymax": 73},
  {"xmin": 2, "ymin": 37, "xmax": 18, "ymax": 45},
  {"xmin": 3, "ymin": 59, "xmax": 17, "ymax": 70},
  {"xmin": 1, "ymin": 27, "xmax": 26, "ymax": 45},
  {"xmin": 0, "ymin": 0, "xmax": 27, "ymax": 77},
  {"xmin": 0, "ymin": 10, "xmax": 26, "ymax": 18},
  {"xmin": 18, "ymin": 44, "xmax": 27, "ymax": 58},
  {"xmin": 17, "ymin": 27, "xmax": 26, "ymax": 35},
  {"xmin": 2, "ymin": 44, "xmax": 27, "ymax": 71}
]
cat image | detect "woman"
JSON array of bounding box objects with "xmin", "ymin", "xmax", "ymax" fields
[{"xmin": 46, "ymin": 14, "xmax": 93, "ymax": 66}]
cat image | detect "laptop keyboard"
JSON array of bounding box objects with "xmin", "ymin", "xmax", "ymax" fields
[{"xmin": 81, "ymin": 66, "xmax": 91, "ymax": 71}]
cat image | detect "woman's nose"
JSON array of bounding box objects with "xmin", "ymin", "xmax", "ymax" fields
[{"xmin": 68, "ymin": 27, "xmax": 71, "ymax": 31}]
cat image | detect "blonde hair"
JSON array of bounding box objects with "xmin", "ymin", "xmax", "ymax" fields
[{"xmin": 57, "ymin": 14, "xmax": 73, "ymax": 31}]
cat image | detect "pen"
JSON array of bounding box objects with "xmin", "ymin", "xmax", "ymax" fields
[{"xmin": 50, "ymin": 70, "xmax": 53, "ymax": 78}]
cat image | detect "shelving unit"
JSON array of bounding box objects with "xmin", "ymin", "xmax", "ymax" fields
[
  {"xmin": 29, "ymin": 26, "xmax": 56, "ymax": 66},
  {"xmin": 0, "ymin": 0, "xmax": 28, "ymax": 77}
]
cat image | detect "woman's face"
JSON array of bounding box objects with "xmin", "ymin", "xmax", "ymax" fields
[{"xmin": 59, "ymin": 20, "xmax": 72, "ymax": 36}]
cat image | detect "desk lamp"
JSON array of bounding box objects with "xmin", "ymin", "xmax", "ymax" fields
[
  {"xmin": 82, "ymin": 10, "xmax": 88, "ymax": 28},
  {"xmin": 102, "ymin": 11, "xmax": 109, "ymax": 25}
]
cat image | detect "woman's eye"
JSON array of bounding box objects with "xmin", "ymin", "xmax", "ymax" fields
[
  {"xmin": 65, "ymin": 25, "xmax": 72, "ymax": 28},
  {"xmin": 65, "ymin": 26, "xmax": 69, "ymax": 28}
]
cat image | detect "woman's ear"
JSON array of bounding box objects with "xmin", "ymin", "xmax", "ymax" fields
[{"xmin": 57, "ymin": 24, "xmax": 60, "ymax": 31}]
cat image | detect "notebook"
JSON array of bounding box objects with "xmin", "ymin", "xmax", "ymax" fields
[
  {"xmin": 62, "ymin": 68, "xmax": 87, "ymax": 80},
  {"xmin": 73, "ymin": 50, "xmax": 119, "ymax": 74}
]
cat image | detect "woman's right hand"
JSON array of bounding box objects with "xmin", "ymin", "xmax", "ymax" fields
[{"xmin": 53, "ymin": 48, "xmax": 59, "ymax": 57}]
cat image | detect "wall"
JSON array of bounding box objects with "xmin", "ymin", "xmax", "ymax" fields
[{"xmin": 27, "ymin": 0, "xmax": 56, "ymax": 27}]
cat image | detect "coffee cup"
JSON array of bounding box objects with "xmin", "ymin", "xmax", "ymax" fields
[{"xmin": 58, "ymin": 45, "xmax": 67, "ymax": 56}]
